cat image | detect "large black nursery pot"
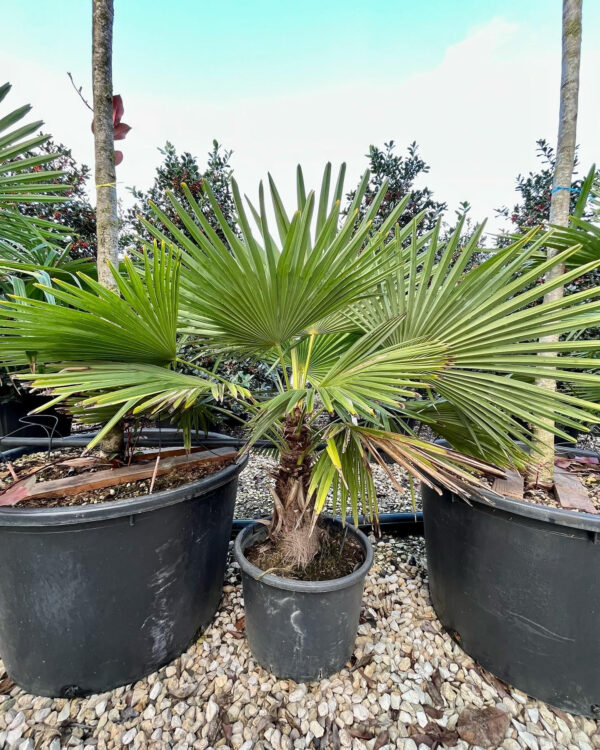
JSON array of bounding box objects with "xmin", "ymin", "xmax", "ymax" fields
[
  {"xmin": 234, "ymin": 519, "xmax": 373, "ymax": 682},
  {"xmin": 0, "ymin": 434, "xmax": 247, "ymax": 697},
  {"xmin": 422, "ymin": 447, "xmax": 600, "ymax": 717}
]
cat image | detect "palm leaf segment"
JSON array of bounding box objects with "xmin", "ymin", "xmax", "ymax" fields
[
  {"xmin": 352, "ymin": 221, "xmax": 600, "ymax": 466},
  {"xmin": 138, "ymin": 162, "xmax": 411, "ymax": 350},
  {"xmin": 0, "ymin": 82, "xmax": 71, "ymax": 254}
]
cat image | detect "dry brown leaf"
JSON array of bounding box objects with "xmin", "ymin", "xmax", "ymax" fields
[
  {"xmin": 349, "ymin": 725, "xmax": 375, "ymax": 740},
  {"xmin": 235, "ymin": 616, "xmax": 246, "ymax": 631},
  {"xmin": 58, "ymin": 457, "xmax": 108, "ymax": 469},
  {"xmin": 0, "ymin": 676, "xmax": 15, "ymax": 694},
  {"xmin": 457, "ymin": 706, "xmax": 510, "ymax": 746},
  {"xmin": 0, "ymin": 475, "xmax": 36, "ymax": 506},
  {"xmin": 373, "ymin": 729, "xmax": 390, "ymax": 749},
  {"xmin": 423, "ymin": 705, "xmax": 444, "ymax": 720},
  {"xmin": 427, "ymin": 668, "xmax": 444, "ymax": 707}
]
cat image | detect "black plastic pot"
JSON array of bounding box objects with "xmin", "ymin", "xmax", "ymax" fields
[
  {"xmin": 0, "ymin": 441, "xmax": 247, "ymax": 697},
  {"xmin": 234, "ymin": 519, "xmax": 373, "ymax": 682},
  {"xmin": 422, "ymin": 454, "xmax": 600, "ymax": 717}
]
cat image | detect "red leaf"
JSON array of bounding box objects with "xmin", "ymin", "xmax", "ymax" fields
[
  {"xmin": 114, "ymin": 122, "xmax": 132, "ymax": 141},
  {"xmin": 112, "ymin": 94, "xmax": 124, "ymax": 123},
  {"xmin": 0, "ymin": 475, "xmax": 37, "ymax": 506},
  {"xmin": 555, "ymin": 457, "xmax": 572, "ymax": 469},
  {"xmin": 91, "ymin": 95, "xmax": 130, "ymax": 164}
]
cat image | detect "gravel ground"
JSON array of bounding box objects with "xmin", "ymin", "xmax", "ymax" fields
[
  {"xmin": 1, "ymin": 535, "xmax": 597, "ymax": 750},
  {"xmin": 234, "ymin": 455, "xmax": 419, "ymax": 520}
]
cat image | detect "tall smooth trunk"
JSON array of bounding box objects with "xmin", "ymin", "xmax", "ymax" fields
[
  {"xmin": 527, "ymin": 0, "xmax": 582, "ymax": 486},
  {"xmin": 92, "ymin": 0, "xmax": 123, "ymax": 454},
  {"xmin": 92, "ymin": 0, "xmax": 119, "ymax": 290}
]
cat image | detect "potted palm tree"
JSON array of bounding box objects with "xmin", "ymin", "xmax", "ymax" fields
[
  {"xmin": 4, "ymin": 161, "xmax": 600, "ymax": 689},
  {"xmin": 0, "ymin": 85, "xmax": 248, "ymax": 697}
]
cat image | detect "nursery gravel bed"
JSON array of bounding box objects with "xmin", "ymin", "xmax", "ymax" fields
[
  {"xmin": 234, "ymin": 455, "xmax": 420, "ymax": 520},
  {"xmin": 0, "ymin": 537, "xmax": 597, "ymax": 750}
]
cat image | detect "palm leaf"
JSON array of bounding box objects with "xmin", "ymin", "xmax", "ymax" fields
[
  {"xmin": 139, "ymin": 163, "xmax": 409, "ymax": 351},
  {"xmin": 348, "ymin": 223, "xmax": 600, "ymax": 462},
  {"xmin": 0, "ymin": 83, "xmax": 71, "ymax": 252},
  {"xmin": 0, "ymin": 247, "xmax": 179, "ymax": 366}
]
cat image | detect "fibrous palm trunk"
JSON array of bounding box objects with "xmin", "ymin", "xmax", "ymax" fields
[
  {"xmin": 527, "ymin": 0, "xmax": 582, "ymax": 487},
  {"xmin": 270, "ymin": 409, "xmax": 319, "ymax": 567}
]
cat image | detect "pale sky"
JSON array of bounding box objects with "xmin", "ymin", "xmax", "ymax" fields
[{"xmin": 2, "ymin": 0, "xmax": 599, "ymax": 235}]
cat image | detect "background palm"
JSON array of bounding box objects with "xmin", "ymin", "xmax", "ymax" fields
[{"xmin": 3, "ymin": 163, "xmax": 600, "ymax": 565}]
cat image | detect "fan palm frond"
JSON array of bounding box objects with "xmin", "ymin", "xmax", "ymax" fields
[{"xmin": 0, "ymin": 83, "xmax": 71, "ymax": 253}]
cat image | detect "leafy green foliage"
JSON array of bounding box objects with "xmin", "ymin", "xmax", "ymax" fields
[
  {"xmin": 0, "ymin": 248, "xmax": 179, "ymax": 368},
  {"xmin": 124, "ymin": 140, "xmax": 236, "ymax": 247},
  {"xmin": 345, "ymin": 141, "xmax": 446, "ymax": 235},
  {"xmin": 17, "ymin": 138, "xmax": 97, "ymax": 259},
  {"xmin": 495, "ymin": 139, "xmax": 589, "ymax": 235}
]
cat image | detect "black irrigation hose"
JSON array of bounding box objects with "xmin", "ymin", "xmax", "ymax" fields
[
  {"xmin": 0, "ymin": 430, "xmax": 425, "ymax": 537},
  {"xmin": 231, "ymin": 514, "xmax": 424, "ymax": 538}
]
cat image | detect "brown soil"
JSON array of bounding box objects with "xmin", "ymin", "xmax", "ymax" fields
[
  {"xmin": 484, "ymin": 458, "xmax": 600, "ymax": 514},
  {"xmin": 246, "ymin": 521, "xmax": 365, "ymax": 582},
  {"xmin": 524, "ymin": 478, "xmax": 600, "ymax": 513},
  {"xmin": 0, "ymin": 448, "xmax": 234, "ymax": 509}
]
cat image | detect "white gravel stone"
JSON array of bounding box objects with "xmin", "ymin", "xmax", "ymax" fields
[
  {"xmin": 379, "ymin": 693, "xmax": 390, "ymax": 711},
  {"xmin": 205, "ymin": 699, "xmax": 219, "ymax": 722},
  {"xmin": 149, "ymin": 681, "xmax": 162, "ymax": 700},
  {"xmin": 353, "ymin": 703, "xmax": 370, "ymax": 722},
  {"xmin": 56, "ymin": 702, "xmax": 70, "ymax": 722},
  {"xmin": 121, "ymin": 727, "xmax": 137, "ymax": 744}
]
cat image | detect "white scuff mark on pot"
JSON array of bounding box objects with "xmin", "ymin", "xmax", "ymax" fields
[
  {"xmin": 508, "ymin": 611, "xmax": 575, "ymax": 643},
  {"xmin": 290, "ymin": 609, "xmax": 306, "ymax": 651},
  {"xmin": 142, "ymin": 547, "xmax": 184, "ymax": 662}
]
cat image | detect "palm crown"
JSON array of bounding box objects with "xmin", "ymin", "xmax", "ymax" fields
[{"xmin": 3, "ymin": 163, "xmax": 600, "ymax": 564}]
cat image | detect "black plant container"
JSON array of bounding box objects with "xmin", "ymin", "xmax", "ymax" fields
[
  {"xmin": 422, "ymin": 458, "xmax": 600, "ymax": 717},
  {"xmin": 234, "ymin": 519, "xmax": 373, "ymax": 682},
  {"xmin": 0, "ymin": 442, "xmax": 247, "ymax": 697}
]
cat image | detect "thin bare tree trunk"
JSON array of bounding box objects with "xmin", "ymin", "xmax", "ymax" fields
[
  {"xmin": 526, "ymin": 0, "xmax": 582, "ymax": 486},
  {"xmin": 92, "ymin": 0, "xmax": 123, "ymax": 455},
  {"xmin": 92, "ymin": 0, "xmax": 119, "ymax": 290}
]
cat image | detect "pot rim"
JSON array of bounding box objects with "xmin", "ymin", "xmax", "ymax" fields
[
  {"xmin": 233, "ymin": 518, "xmax": 374, "ymax": 594},
  {"xmin": 0, "ymin": 442, "xmax": 248, "ymax": 528},
  {"xmin": 455, "ymin": 482, "xmax": 600, "ymax": 533},
  {"xmin": 427, "ymin": 443, "xmax": 600, "ymax": 534}
]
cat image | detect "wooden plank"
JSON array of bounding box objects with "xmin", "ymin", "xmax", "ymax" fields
[
  {"xmin": 24, "ymin": 447, "xmax": 237, "ymax": 500},
  {"xmin": 131, "ymin": 445, "xmax": 216, "ymax": 461},
  {"xmin": 492, "ymin": 469, "xmax": 524, "ymax": 500},
  {"xmin": 554, "ymin": 467, "xmax": 597, "ymax": 514}
]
